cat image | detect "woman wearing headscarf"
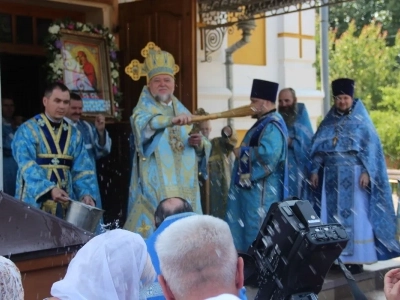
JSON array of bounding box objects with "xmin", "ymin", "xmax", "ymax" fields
[
  {"xmin": 47, "ymin": 229, "xmax": 155, "ymax": 300},
  {"xmin": 0, "ymin": 256, "xmax": 24, "ymax": 300}
]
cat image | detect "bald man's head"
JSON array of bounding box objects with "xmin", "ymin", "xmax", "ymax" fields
[{"xmin": 154, "ymin": 197, "xmax": 193, "ymax": 228}]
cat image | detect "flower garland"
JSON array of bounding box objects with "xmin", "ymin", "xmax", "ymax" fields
[{"xmin": 45, "ymin": 19, "xmax": 122, "ymax": 120}]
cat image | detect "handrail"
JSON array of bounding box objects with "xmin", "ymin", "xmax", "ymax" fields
[{"xmin": 388, "ymin": 169, "xmax": 400, "ymax": 181}]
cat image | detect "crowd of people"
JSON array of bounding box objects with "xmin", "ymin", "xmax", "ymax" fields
[{"xmin": 2, "ymin": 43, "xmax": 400, "ymax": 299}]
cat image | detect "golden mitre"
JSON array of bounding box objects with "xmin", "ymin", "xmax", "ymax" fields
[{"xmin": 125, "ymin": 42, "xmax": 180, "ymax": 82}]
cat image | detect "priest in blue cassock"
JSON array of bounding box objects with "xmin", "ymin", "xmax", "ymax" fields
[
  {"xmin": 12, "ymin": 83, "xmax": 98, "ymax": 219},
  {"xmin": 65, "ymin": 92, "xmax": 111, "ymax": 233},
  {"xmin": 310, "ymin": 78, "xmax": 400, "ymax": 274},
  {"xmin": 226, "ymin": 79, "xmax": 289, "ymax": 252},
  {"xmin": 278, "ymin": 88, "xmax": 313, "ymax": 199},
  {"xmin": 123, "ymin": 42, "xmax": 211, "ymax": 237},
  {"xmin": 2, "ymin": 97, "xmax": 19, "ymax": 195}
]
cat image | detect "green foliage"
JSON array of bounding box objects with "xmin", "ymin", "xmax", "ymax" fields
[
  {"xmin": 315, "ymin": 19, "xmax": 400, "ymax": 109},
  {"xmin": 329, "ymin": 21, "xmax": 400, "ymax": 110},
  {"xmin": 370, "ymin": 86, "xmax": 400, "ymax": 161},
  {"xmin": 370, "ymin": 110, "xmax": 400, "ymax": 161},
  {"xmin": 316, "ymin": 19, "xmax": 400, "ymax": 160},
  {"xmin": 329, "ymin": 0, "xmax": 400, "ymax": 45}
]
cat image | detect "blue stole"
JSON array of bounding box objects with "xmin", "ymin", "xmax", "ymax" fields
[
  {"xmin": 235, "ymin": 113, "xmax": 289, "ymax": 198},
  {"xmin": 35, "ymin": 114, "xmax": 73, "ymax": 216}
]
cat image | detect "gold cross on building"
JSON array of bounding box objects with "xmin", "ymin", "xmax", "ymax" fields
[{"xmin": 277, "ymin": 9, "xmax": 314, "ymax": 58}]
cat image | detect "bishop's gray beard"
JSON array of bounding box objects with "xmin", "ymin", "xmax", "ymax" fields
[
  {"xmin": 279, "ymin": 104, "xmax": 297, "ymax": 127},
  {"xmin": 154, "ymin": 94, "xmax": 171, "ymax": 103}
]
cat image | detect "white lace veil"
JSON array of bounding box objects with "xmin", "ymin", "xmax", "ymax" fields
[
  {"xmin": 51, "ymin": 229, "xmax": 154, "ymax": 300},
  {"xmin": 0, "ymin": 256, "xmax": 24, "ymax": 300}
]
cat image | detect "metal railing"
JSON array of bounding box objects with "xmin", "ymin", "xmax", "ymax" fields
[{"xmin": 388, "ymin": 169, "xmax": 400, "ymax": 196}]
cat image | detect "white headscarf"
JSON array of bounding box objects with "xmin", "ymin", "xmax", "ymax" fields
[
  {"xmin": 51, "ymin": 229, "xmax": 154, "ymax": 300},
  {"xmin": 0, "ymin": 256, "xmax": 24, "ymax": 300}
]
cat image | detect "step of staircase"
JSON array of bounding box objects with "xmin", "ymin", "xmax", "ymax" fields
[
  {"xmin": 318, "ymin": 258, "xmax": 400, "ymax": 300},
  {"xmin": 245, "ymin": 258, "xmax": 400, "ymax": 300}
]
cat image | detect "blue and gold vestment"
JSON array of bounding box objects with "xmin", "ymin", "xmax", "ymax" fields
[
  {"xmin": 12, "ymin": 114, "xmax": 98, "ymax": 218},
  {"xmin": 124, "ymin": 87, "xmax": 211, "ymax": 237},
  {"xmin": 226, "ymin": 111, "xmax": 288, "ymax": 252}
]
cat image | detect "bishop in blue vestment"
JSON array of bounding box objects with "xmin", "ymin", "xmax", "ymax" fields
[
  {"xmin": 278, "ymin": 88, "xmax": 313, "ymax": 199},
  {"xmin": 226, "ymin": 79, "xmax": 289, "ymax": 252},
  {"xmin": 123, "ymin": 42, "xmax": 211, "ymax": 237},
  {"xmin": 310, "ymin": 78, "xmax": 400, "ymax": 272},
  {"xmin": 11, "ymin": 83, "xmax": 98, "ymax": 219}
]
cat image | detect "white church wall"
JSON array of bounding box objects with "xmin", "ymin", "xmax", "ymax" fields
[
  {"xmin": 196, "ymin": 22, "xmax": 232, "ymax": 139},
  {"xmin": 213, "ymin": 9, "xmax": 323, "ymax": 134}
]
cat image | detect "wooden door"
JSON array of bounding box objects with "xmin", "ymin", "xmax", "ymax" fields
[{"xmin": 119, "ymin": 0, "xmax": 197, "ymax": 119}]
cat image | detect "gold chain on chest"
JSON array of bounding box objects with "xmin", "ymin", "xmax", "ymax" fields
[
  {"xmin": 168, "ymin": 126, "xmax": 185, "ymax": 153},
  {"xmin": 333, "ymin": 112, "xmax": 352, "ymax": 147}
]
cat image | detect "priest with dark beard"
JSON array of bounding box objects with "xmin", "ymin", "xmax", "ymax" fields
[{"xmin": 278, "ymin": 88, "xmax": 313, "ymax": 199}]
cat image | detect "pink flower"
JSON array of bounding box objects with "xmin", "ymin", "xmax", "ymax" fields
[
  {"xmin": 67, "ymin": 24, "xmax": 74, "ymax": 30},
  {"xmin": 113, "ymin": 85, "xmax": 118, "ymax": 95}
]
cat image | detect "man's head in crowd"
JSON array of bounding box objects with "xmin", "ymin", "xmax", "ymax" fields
[
  {"xmin": 250, "ymin": 79, "xmax": 279, "ymax": 119},
  {"xmin": 156, "ymin": 215, "xmax": 244, "ymax": 300},
  {"xmin": 43, "ymin": 82, "xmax": 70, "ymax": 121},
  {"xmin": 154, "ymin": 197, "xmax": 193, "ymax": 228},
  {"xmin": 145, "ymin": 49, "xmax": 178, "ymax": 104},
  {"xmin": 200, "ymin": 120, "xmax": 212, "ymax": 139},
  {"xmin": 278, "ymin": 88, "xmax": 297, "ymax": 126},
  {"xmin": 148, "ymin": 74, "xmax": 175, "ymax": 104},
  {"xmin": 66, "ymin": 93, "xmax": 83, "ymax": 123},
  {"xmin": 331, "ymin": 78, "xmax": 355, "ymax": 113},
  {"xmin": 2, "ymin": 97, "xmax": 15, "ymax": 121}
]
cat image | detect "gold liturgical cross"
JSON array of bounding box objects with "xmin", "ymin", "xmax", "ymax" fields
[
  {"xmin": 277, "ymin": 9, "xmax": 314, "ymax": 58},
  {"xmin": 137, "ymin": 219, "xmax": 152, "ymax": 238}
]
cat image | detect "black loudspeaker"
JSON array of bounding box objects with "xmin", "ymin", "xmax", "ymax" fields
[{"xmin": 243, "ymin": 200, "xmax": 349, "ymax": 300}]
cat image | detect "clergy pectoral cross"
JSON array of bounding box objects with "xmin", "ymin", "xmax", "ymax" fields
[
  {"xmin": 137, "ymin": 220, "xmax": 151, "ymax": 238},
  {"xmin": 333, "ymin": 136, "xmax": 338, "ymax": 147}
]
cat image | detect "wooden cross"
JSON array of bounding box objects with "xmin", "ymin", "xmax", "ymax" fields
[{"xmin": 277, "ymin": 9, "xmax": 314, "ymax": 58}]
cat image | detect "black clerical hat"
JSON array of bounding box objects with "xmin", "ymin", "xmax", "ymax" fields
[
  {"xmin": 331, "ymin": 78, "xmax": 355, "ymax": 98},
  {"xmin": 250, "ymin": 79, "xmax": 279, "ymax": 102}
]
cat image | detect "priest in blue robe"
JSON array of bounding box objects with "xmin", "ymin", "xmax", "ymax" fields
[
  {"xmin": 11, "ymin": 83, "xmax": 98, "ymax": 219},
  {"xmin": 278, "ymin": 88, "xmax": 313, "ymax": 199},
  {"xmin": 310, "ymin": 78, "xmax": 400, "ymax": 274},
  {"xmin": 65, "ymin": 92, "xmax": 111, "ymax": 232},
  {"xmin": 226, "ymin": 79, "xmax": 289, "ymax": 252},
  {"xmin": 2, "ymin": 97, "xmax": 18, "ymax": 196},
  {"xmin": 123, "ymin": 42, "xmax": 211, "ymax": 237}
]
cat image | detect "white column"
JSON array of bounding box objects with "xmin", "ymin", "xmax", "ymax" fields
[{"xmin": 276, "ymin": 10, "xmax": 323, "ymax": 131}]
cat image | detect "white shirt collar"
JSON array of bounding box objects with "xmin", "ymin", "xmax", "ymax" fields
[
  {"xmin": 160, "ymin": 100, "xmax": 173, "ymax": 107},
  {"xmin": 64, "ymin": 117, "xmax": 77, "ymax": 126},
  {"xmin": 45, "ymin": 113, "xmax": 62, "ymax": 123}
]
